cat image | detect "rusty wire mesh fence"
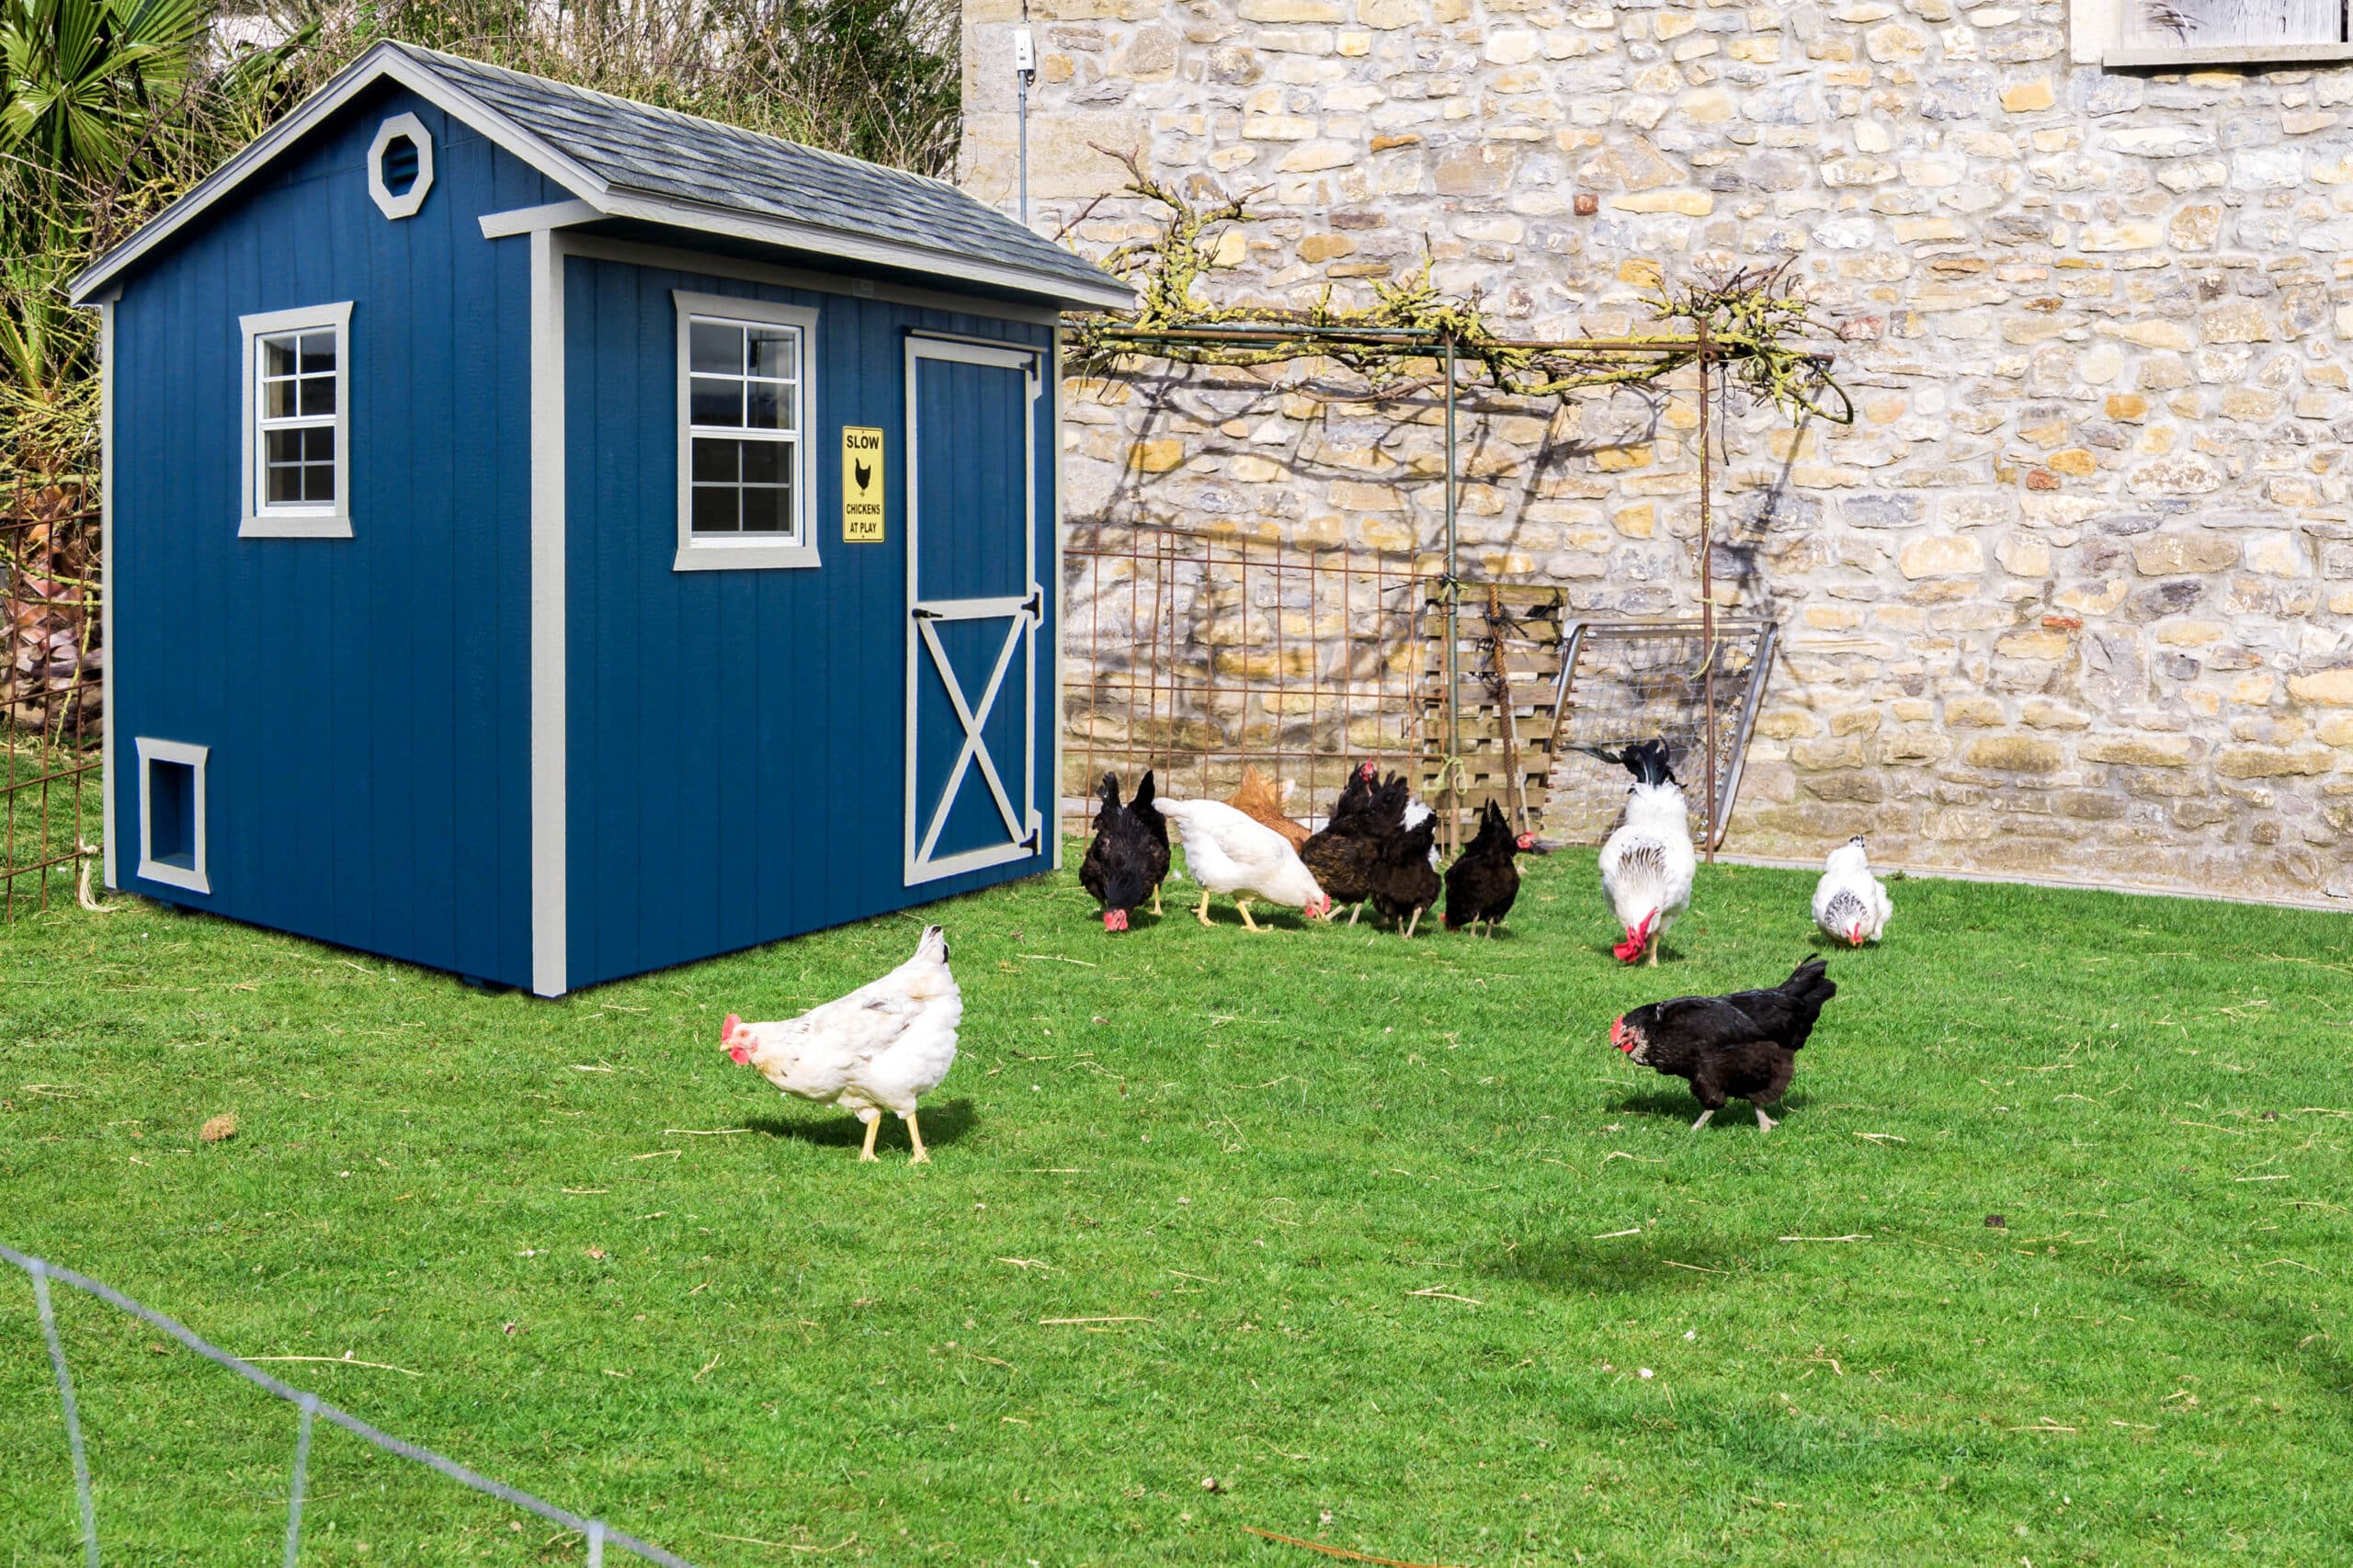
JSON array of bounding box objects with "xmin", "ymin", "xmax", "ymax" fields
[
  {"xmin": 1542, "ymin": 618, "xmax": 1779, "ymax": 850},
  {"xmin": 1062, "ymin": 525, "xmax": 1779, "ymax": 851},
  {"xmin": 1062, "ymin": 524, "xmax": 1438, "ymax": 839},
  {"xmin": 4, "ymin": 472, "xmax": 103, "ymax": 919}
]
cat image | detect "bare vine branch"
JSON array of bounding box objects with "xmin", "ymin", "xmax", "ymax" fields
[{"xmin": 1063, "ymin": 149, "xmax": 1854, "ymax": 425}]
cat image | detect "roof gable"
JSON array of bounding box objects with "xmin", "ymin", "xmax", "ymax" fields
[{"xmin": 72, "ymin": 40, "xmax": 1130, "ymax": 311}]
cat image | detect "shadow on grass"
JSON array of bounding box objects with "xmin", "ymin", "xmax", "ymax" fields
[
  {"xmin": 1604, "ymin": 1087, "xmax": 1813, "ymax": 1127},
  {"xmin": 745, "ymin": 1096, "xmax": 979, "ymax": 1153},
  {"xmin": 1483, "ymin": 1233, "xmax": 1756, "ymax": 1295}
]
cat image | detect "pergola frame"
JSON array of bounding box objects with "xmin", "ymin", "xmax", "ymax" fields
[{"xmin": 1078, "ymin": 318, "xmax": 1845, "ymax": 859}]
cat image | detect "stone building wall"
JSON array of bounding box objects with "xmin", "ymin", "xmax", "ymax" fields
[{"xmin": 961, "ymin": 0, "xmax": 2353, "ymax": 905}]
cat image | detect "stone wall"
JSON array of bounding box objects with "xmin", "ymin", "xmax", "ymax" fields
[{"xmin": 962, "ymin": 0, "xmax": 2353, "ymax": 905}]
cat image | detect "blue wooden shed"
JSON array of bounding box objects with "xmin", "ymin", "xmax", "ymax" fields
[{"xmin": 69, "ymin": 41, "xmax": 1129, "ymax": 995}]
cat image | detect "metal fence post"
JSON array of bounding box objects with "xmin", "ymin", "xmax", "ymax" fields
[
  {"xmin": 285, "ymin": 1392, "xmax": 317, "ymax": 1566},
  {"xmin": 588, "ymin": 1519, "xmax": 607, "ymax": 1566},
  {"xmin": 31, "ymin": 1257, "xmax": 101, "ymax": 1568}
]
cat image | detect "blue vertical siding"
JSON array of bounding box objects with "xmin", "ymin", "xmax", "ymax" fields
[
  {"xmin": 108, "ymin": 84, "xmax": 555, "ymax": 986},
  {"xmin": 563, "ymin": 256, "xmax": 1057, "ymax": 989}
]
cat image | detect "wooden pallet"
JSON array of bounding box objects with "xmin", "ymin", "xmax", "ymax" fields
[{"xmin": 1415, "ymin": 585, "xmax": 1574, "ymax": 845}]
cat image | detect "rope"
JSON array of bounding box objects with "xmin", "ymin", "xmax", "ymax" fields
[{"xmin": 3, "ymin": 1244, "xmax": 697, "ymax": 1568}]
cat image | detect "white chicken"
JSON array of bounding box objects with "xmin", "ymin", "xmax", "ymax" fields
[
  {"xmin": 1593, "ymin": 739, "xmax": 1696, "ymax": 966},
  {"xmin": 1812, "ymin": 835, "xmax": 1893, "ymax": 948},
  {"xmin": 722, "ymin": 925, "xmax": 961, "ymax": 1163},
  {"xmin": 1153, "ymin": 796, "xmax": 1334, "ymax": 930}
]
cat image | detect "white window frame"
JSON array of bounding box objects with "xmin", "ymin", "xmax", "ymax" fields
[
  {"xmin": 239, "ymin": 301, "xmax": 353, "ymax": 540},
  {"xmin": 367, "ymin": 112, "xmax": 434, "ymax": 220},
  {"xmin": 2076, "ymin": 0, "xmax": 2353, "ymax": 65},
  {"xmin": 671, "ymin": 290, "xmax": 820, "ymax": 573},
  {"xmin": 134, "ymin": 736, "xmax": 210, "ymax": 894}
]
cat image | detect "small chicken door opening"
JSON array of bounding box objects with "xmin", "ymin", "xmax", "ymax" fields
[{"xmin": 904, "ymin": 338, "xmax": 1043, "ymax": 885}]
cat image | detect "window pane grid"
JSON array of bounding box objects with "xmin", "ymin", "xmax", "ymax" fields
[
  {"xmin": 256, "ymin": 325, "xmax": 340, "ymax": 513},
  {"xmin": 685, "ymin": 313, "xmax": 802, "ymax": 542}
]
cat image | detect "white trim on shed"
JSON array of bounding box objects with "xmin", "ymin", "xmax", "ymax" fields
[
  {"xmin": 133, "ymin": 736, "xmax": 210, "ymax": 894},
  {"xmin": 238, "ymin": 301, "xmax": 355, "ymax": 540}
]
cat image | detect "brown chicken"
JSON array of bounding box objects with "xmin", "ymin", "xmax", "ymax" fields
[{"xmin": 1224, "ymin": 766, "xmax": 1312, "ymax": 853}]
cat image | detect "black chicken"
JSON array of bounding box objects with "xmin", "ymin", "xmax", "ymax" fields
[
  {"xmin": 1300, "ymin": 761, "xmax": 1395, "ymax": 926},
  {"xmin": 1442, "ymin": 800, "xmax": 1542, "ymax": 936},
  {"xmin": 1367, "ymin": 806, "xmax": 1442, "ymax": 938},
  {"xmin": 1078, "ymin": 771, "xmax": 1170, "ymax": 932},
  {"xmin": 1608, "ymin": 957, "xmax": 1836, "ymax": 1131}
]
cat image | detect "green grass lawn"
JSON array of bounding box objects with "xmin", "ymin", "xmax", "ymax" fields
[{"xmin": 3, "ymin": 848, "xmax": 2351, "ymax": 1566}]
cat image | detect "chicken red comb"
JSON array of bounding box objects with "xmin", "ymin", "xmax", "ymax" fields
[
  {"xmin": 722, "ymin": 1012, "xmax": 740, "ymax": 1042},
  {"xmin": 1105, "ymin": 909, "xmax": 1129, "ymax": 932},
  {"xmin": 1612, "ymin": 911, "xmax": 1657, "ymax": 964}
]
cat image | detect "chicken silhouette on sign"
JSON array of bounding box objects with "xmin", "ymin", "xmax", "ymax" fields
[{"xmin": 842, "ymin": 426, "xmax": 885, "ymax": 541}]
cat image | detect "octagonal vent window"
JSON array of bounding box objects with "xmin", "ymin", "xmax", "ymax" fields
[
  {"xmin": 381, "ymin": 135, "xmax": 420, "ymax": 195},
  {"xmin": 367, "ymin": 113, "xmax": 433, "ymax": 219}
]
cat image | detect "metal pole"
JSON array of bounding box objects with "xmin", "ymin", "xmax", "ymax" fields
[
  {"xmin": 32, "ymin": 1259, "xmax": 100, "ymax": 1568},
  {"xmin": 1015, "ymin": 7, "xmax": 1035, "ymax": 227},
  {"xmin": 1442, "ymin": 335, "xmax": 1461, "ymax": 856},
  {"xmin": 1697, "ymin": 317, "xmax": 1718, "ymax": 863},
  {"xmin": 285, "ymin": 1393, "xmax": 316, "ymax": 1568}
]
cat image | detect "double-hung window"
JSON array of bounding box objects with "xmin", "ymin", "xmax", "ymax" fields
[
  {"xmin": 240, "ymin": 302, "xmax": 353, "ymax": 539},
  {"xmin": 673, "ymin": 291, "xmax": 819, "ymax": 571}
]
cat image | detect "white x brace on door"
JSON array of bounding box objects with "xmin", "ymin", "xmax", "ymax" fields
[{"xmin": 904, "ymin": 336, "xmax": 1043, "ymax": 885}]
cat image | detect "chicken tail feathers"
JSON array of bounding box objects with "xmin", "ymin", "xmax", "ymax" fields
[
  {"xmin": 1582, "ymin": 738, "xmax": 1679, "ymax": 788},
  {"xmin": 1775, "ymin": 955, "xmax": 1837, "ymax": 1048}
]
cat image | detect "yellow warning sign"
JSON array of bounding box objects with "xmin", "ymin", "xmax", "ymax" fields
[{"xmin": 841, "ymin": 426, "xmax": 886, "ymax": 541}]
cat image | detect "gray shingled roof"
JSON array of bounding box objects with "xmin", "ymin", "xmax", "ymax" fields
[{"xmin": 397, "ymin": 42, "xmax": 1120, "ymax": 301}]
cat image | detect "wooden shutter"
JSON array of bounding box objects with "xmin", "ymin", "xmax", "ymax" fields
[{"xmin": 2123, "ymin": 0, "xmax": 2345, "ymax": 48}]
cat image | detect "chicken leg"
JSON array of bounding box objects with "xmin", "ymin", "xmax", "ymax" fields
[
  {"xmin": 1196, "ymin": 887, "xmax": 1215, "ymax": 927},
  {"xmin": 1403, "ymin": 907, "xmax": 1423, "ymax": 939},
  {"xmin": 1644, "ymin": 930, "xmax": 1661, "ymax": 967},
  {"xmin": 1689, "ymin": 1108, "xmax": 1715, "ymax": 1132},
  {"xmin": 1347, "ymin": 902, "xmax": 1362, "ymax": 926},
  {"xmin": 905, "ymin": 1111, "xmax": 931, "ymax": 1163},
  {"xmin": 858, "ymin": 1116, "xmax": 882, "ymax": 1162},
  {"xmin": 1151, "ymin": 883, "xmax": 1164, "ymax": 916},
  {"xmin": 1235, "ymin": 898, "xmax": 1263, "ymax": 932},
  {"xmin": 1755, "ymin": 1105, "xmax": 1779, "ymax": 1132}
]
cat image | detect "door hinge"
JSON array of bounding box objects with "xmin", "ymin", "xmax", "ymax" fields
[
  {"xmin": 1022, "ymin": 585, "xmax": 1042, "ymax": 623},
  {"xmin": 1021, "ymin": 826, "xmax": 1041, "ymax": 851},
  {"xmin": 912, "ymin": 606, "xmax": 940, "ymax": 620}
]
